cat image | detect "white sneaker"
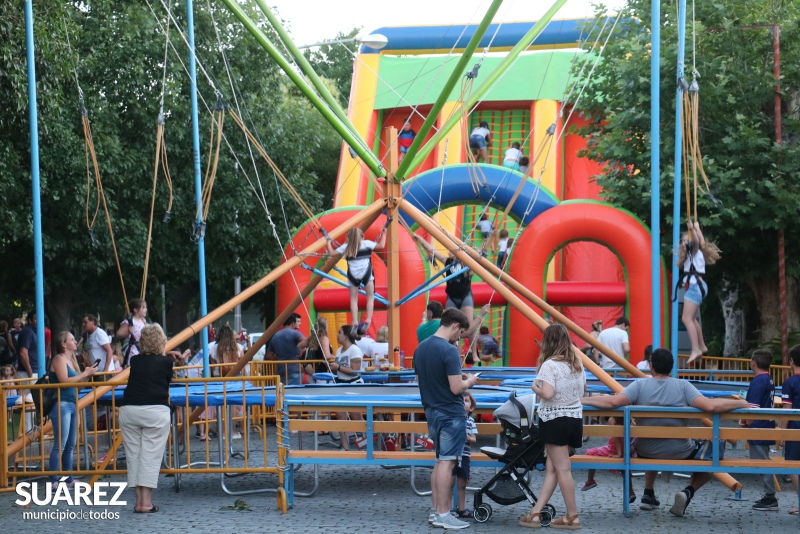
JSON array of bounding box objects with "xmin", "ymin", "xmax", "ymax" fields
[
  {"xmin": 433, "ymin": 513, "xmax": 470, "ymax": 530},
  {"xmin": 231, "ymin": 432, "xmax": 242, "ymax": 440}
]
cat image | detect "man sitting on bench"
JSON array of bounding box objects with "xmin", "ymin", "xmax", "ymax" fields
[{"xmin": 582, "ymin": 348, "xmax": 749, "ymax": 517}]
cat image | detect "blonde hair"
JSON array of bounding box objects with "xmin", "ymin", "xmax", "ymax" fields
[
  {"xmin": 343, "ymin": 228, "xmax": 364, "ymax": 259},
  {"xmin": 139, "ymin": 324, "xmax": 167, "ymax": 355},
  {"xmin": 1, "ymin": 364, "xmax": 15, "ymax": 379},
  {"xmin": 307, "ymin": 317, "xmax": 328, "ymax": 352},
  {"xmin": 55, "ymin": 331, "xmax": 81, "ymax": 371},
  {"xmin": 537, "ymin": 323, "xmax": 582, "ymax": 374},
  {"xmin": 677, "ymin": 234, "xmax": 721, "ymax": 266},
  {"xmin": 376, "ymin": 326, "xmax": 389, "ymax": 343}
]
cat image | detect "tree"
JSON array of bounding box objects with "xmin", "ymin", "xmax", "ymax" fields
[
  {"xmin": 0, "ymin": 1, "xmax": 339, "ymax": 336},
  {"xmin": 303, "ymin": 28, "xmax": 360, "ymax": 106},
  {"xmin": 573, "ymin": 0, "xmax": 800, "ymax": 352}
]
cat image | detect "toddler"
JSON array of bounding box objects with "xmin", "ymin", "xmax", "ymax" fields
[
  {"xmin": 451, "ymin": 392, "xmax": 478, "ymax": 518},
  {"xmin": 582, "ymin": 416, "xmax": 636, "ymax": 503}
]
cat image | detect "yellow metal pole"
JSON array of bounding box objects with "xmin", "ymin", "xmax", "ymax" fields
[{"xmin": 383, "ymin": 126, "xmax": 402, "ymax": 365}]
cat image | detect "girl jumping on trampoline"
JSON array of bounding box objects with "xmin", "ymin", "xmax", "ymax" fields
[
  {"xmin": 677, "ymin": 220, "xmax": 720, "ymax": 364},
  {"xmin": 328, "ymin": 227, "xmax": 386, "ymax": 336}
]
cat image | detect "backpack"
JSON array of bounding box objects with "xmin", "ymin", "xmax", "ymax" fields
[{"xmin": 0, "ymin": 335, "xmax": 12, "ymax": 366}]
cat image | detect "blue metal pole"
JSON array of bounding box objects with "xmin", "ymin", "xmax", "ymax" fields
[
  {"xmin": 300, "ymin": 265, "xmax": 389, "ymax": 306},
  {"xmin": 651, "ymin": 0, "xmax": 661, "ymax": 362},
  {"xmin": 186, "ymin": 0, "xmax": 210, "ymax": 377},
  {"xmin": 24, "ymin": 1, "xmax": 45, "ymax": 373},
  {"xmin": 396, "ymin": 267, "xmax": 471, "ymax": 306},
  {"xmin": 672, "ymin": 0, "xmax": 687, "ymax": 377}
]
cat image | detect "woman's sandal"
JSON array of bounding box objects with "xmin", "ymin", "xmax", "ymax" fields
[
  {"xmin": 134, "ymin": 505, "xmax": 159, "ymax": 514},
  {"xmin": 550, "ymin": 514, "xmax": 581, "ymax": 530},
  {"xmin": 519, "ymin": 511, "xmax": 543, "ymax": 528}
]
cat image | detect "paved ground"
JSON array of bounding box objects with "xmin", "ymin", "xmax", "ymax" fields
[{"xmin": 2, "ymin": 433, "xmax": 799, "ymax": 533}]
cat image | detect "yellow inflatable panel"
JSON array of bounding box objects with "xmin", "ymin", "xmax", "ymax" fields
[{"xmin": 335, "ymin": 54, "xmax": 381, "ymax": 207}]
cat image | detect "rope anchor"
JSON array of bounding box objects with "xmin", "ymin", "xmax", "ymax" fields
[{"xmin": 192, "ymin": 220, "xmax": 207, "ymax": 243}]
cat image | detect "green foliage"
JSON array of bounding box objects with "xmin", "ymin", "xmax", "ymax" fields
[
  {"xmin": 219, "ymin": 498, "xmax": 252, "ymax": 512},
  {"xmin": 753, "ymin": 330, "xmax": 800, "ymax": 363},
  {"xmin": 573, "ymin": 0, "xmax": 800, "ymax": 304},
  {"xmin": 0, "ymin": 1, "xmax": 340, "ymax": 330},
  {"xmin": 303, "ymin": 28, "xmax": 360, "ymax": 106}
]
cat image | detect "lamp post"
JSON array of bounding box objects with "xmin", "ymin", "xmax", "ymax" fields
[{"xmin": 297, "ymin": 33, "xmax": 389, "ymax": 50}]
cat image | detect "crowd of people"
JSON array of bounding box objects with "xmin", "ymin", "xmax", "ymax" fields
[
  {"xmin": 2, "ymin": 200, "xmax": 797, "ymax": 526},
  {"xmin": 415, "ymin": 318, "xmax": 799, "ymax": 530}
]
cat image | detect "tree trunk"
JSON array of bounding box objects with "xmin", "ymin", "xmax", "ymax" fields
[
  {"xmin": 747, "ymin": 275, "xmax": 800, "ymax": 346},
  {"xmin": 166, "ymin": 282, "xmax": 196, "ymax": 342},
  {"xmin": 46, "ymin": 288, "xmax": 74, "ymax": 336},
  {"xmin": 719, "ymin": 279, "xmax": 745, "ymax": 358}
]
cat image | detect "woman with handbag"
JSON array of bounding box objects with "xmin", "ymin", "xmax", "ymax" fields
[
  {"xmin": 119, "ymin": 324, "xmax": 173, "ymax": 513},
  {"xmin": 49, "ymin": 331, "xmax": 96, "ymax": 488}
]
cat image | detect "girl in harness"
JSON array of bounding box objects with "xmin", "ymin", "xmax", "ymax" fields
[
  {"xmin": 327, "ymin": 226, "xmax": 386, "ymax": 336},
  {"xmin": 677, "ymin": 220, "xmax": 720, "ymax": 364},
  {"xmin": 412, "ymin": 234, "xmax": 475, "ymax": 325}
]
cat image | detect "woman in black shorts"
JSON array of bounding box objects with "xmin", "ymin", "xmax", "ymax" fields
[{"xmin": 520, "ymin": 324, "xmax": 585, "ymax": 529}]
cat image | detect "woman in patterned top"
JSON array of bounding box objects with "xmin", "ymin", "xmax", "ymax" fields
[{"xmin": 520, "ymin": 324, "xmax": 585, "ymax": 530}]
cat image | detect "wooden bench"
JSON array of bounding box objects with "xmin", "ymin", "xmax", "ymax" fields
[{"xmin": 284, "ymin": 398, "xmax": 800, "ymax": 517}]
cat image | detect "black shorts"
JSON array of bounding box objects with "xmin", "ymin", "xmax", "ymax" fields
[
  {"xmin": 539, "ymin": 416, "xmax": 583, "ymax": 448},
  {"xmin": 452, "ymin": 455, "xmax": 471, "ymax": 479},
  {"xmin": 785, "ymin": 441, "xmax": 800, "ymax": 461}
]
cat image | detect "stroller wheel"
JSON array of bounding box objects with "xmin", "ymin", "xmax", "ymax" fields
[
  {"xmin": 540, "ymin": 504, "xmax": 556, "ymax": 527},
  {"xmin": 474, "ymin": 504, "xmax": 492, "ymax": 523}
]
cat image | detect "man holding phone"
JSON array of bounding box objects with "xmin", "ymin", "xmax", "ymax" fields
[
  {"xmin": 413, "ymin": 308, "xmax": 478, "ymax": 530},
  {"xmin": 82, "ymin": 314, "xmax": 116, "ymax": 375}
]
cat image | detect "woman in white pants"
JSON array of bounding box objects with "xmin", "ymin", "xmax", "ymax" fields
[{"xmin": 119, "ymin": 324, "xmax": 173, "ymax": 513}]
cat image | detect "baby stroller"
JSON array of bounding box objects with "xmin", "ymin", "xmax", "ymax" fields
[{"xmin": 472, "ymin": 391, "xmax": 556, "ymax": 524}]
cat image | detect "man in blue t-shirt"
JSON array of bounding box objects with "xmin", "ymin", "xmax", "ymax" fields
[
  {"xmin": 782, "ymin": 345, "xmax": 800, "ymax": 515},
  {"xmin": 265, "ymin": 313, "xmax": 308, "ymax": 386},
  {"xmin": 743, "ymin": 349, "xmax": 777, "ymax": 510},
  {"xmin": 16, "ymin": 310, "xmax": 40, "ymax": 378},
  {"xmin": 413, "ymin": 308, "xmax": 477, "ymax": 530}
]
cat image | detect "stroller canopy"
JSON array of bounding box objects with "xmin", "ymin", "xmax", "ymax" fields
[{"xmin": 494, "ymin": 390, "xmax": 536, "ymax": 431}]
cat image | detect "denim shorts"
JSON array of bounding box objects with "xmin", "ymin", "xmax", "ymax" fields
[
  {"xmin": 469, "ymin": 134, "xmax": 486, "ymax": 150},
  {"xmin": 425, "ymin": 408, "xmax": 467, "ymax": 461},
  {"xmin": 684, "ymin": 280, "xmax": 708, "ymax": 305}
]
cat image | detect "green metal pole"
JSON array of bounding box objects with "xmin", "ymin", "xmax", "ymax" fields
[
  {"xmin": 217, "ymin": 0, "xmax": 384, "ymax": 176},
  {"xmin": 403, "ymin": 0, "xmax": 570, "ymax": 172},
  {"xmin": 253, "ymin": 0, "xmax": 353, "ymax": 131},
  {"xmin": 395, "ymin": 0, "xmax": 503, "ymax": 180}
]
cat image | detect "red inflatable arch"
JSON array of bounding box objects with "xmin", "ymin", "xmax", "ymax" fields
[
  {"xmin": 275, "ymin": 208, "xmax": 426, "ymax": 352},
  {"xmin": 507, "ymin": 201, "xmax": 662, "ymax": 367}
]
